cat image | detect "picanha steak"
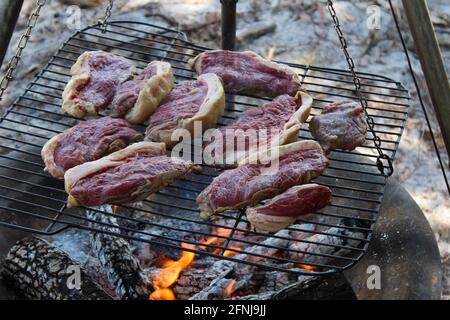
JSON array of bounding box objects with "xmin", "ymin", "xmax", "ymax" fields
[
  {"xmin": 204, "ymin": 91, "xmax": 313, "ymax": 166},
  {"xmin": 246, "ymin": 183, "xmax": 332, "ymax": 232},
  {"xmin": 41, "ymin": 117, "xmax": 142, "ymax": 178},
  {"xmin": 110, "ymin": 61, "xmax": 173, "ymax": 124},
  {"xmin": 146, "ymin": 73, "xmax": 225, "ymax": 147},
  {"xmin": 62, "ymin": 51, "xmax": 135, "ymax": 118},
  {"xmin": 189, "ymin": 50, "xmax": 301, "ymax": 97},
  {"xmin": 309, "ymin": 101, "xmax": 367, "ymax": 152},
  {"xmin": 64, "ymin": 142, "xmax": 198, "ymax": 207},
  {"xmin": 197, "ymin": 140, "xmax": 329, "ymax": 219}
]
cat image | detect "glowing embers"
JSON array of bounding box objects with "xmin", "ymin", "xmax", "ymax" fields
[{"xmin": 149, "ymin": 228, "xmax": 240, "ymax": 300}]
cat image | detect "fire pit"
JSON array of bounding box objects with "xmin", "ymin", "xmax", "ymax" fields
[{"xmin": 0, "ymin": 8, "xmax": 442, "ymax": 300}]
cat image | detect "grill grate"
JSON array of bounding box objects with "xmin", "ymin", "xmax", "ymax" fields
[{"xmin": 0, "ymin": 21, "xmax": 409, "ymax": 275}]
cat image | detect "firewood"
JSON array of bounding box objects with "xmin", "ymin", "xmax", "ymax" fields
[
  {"xmin": 192, "ymin": 224, "xmax": 364, "ymax": 299},
  {"xmin": 87, "ymin": 206, "xmax": 151, "ymax": 300},
  {"xmin": 288, "ymin": 227, "xmax": 364, "ymax": 264},
  {"xmin": 1, "ymin": 237, "xmax": 111, "ymax": 300},
  {"xmin": 189, "ymin": 269, "xmax": 236, "ymax": 300},
  {"xmin": 174, "ymin": 268, "xmax": 219, "ymax": 300},
  {"xmin": 146, "ymin": 266, "xmax": 220, "ymax": 300}
]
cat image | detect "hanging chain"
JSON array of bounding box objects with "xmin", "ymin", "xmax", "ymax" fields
[
  {"xmin": 0, "ymin": 0, "xmax": 46, "ymax": 102},
  {"xmin": 326, "ymin": 0, "xmax": 393, "ymax": 176},
  {"xmin": 98, "ymin": 0, "xmax": 114, "ymax": 33}
]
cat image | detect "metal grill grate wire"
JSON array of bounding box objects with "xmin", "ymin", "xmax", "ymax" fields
[{"xmin": 0, "ymin": 21, "xmax": 410, "ymax": 275}]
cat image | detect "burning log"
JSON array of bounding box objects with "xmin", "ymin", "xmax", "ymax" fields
[
  {"xmin": 190, "ymin": 225, "xmax": 315, "ymax": 300},
  {"xmin": 191, "ymin": 224, "xmax": 364, "ymax": 299},
  {"xmin": 1, "ymin": 237, "xmax": 111, "ymax": 300},
  {"xmin": 149, "ymin": 242, "xmax": 196, "ymax": 300},
  {"xmin": 87, "ymin": 206, "xmax": 150, "ymax": 300},
  {"xmin": 146, "ymin": 267, "xmax": 219, "ymax": 300},
  {"xmin": 234, "ymin": 273, "xmax": 356, "ymax": 300},
  {"xmin": 287, "ymin": 227, "xmax": 364, "ymax": 264},
  {"xmin": 190, "ymin": 270, "xmax": 237, "ymax": 300},
  {"xmin": 172, "ymin": 268, "xmax": 220, "ymax": 300},
  {"xmin": 209, "ymin": 224, "xmax": 317, "ymax": 276}
]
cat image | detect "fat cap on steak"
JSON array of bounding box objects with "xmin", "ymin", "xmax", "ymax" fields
[{"xmin": 64, "ymin": 141, "xmax": 166, "ymax": 200}]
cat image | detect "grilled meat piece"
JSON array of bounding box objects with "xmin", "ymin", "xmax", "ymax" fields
[
  {"xmin": 65, "ymin": 142, "xmax": 198, "ymax": 207},
  {"xmin": 246, "ymin": 184, "xmax": 332, "ymax": 232},
  {"xmin": 197, "ymin": 140, "xmax": 329, "ymax": 219},
  {"xmin": 62, "ymin": 51, "xmax": 135, "ymax": 118},
  {"xmin": 189, "ymin": 50, "xmax": 301, "ymax": 97},
  {"xmin": 42, "ymin": 117, "xmax": 142, "ymax": 178},
  {"xmin": 309, "ymin": 101, "xmax": 367, "ymax": 152},
  {"xmin": 110, "ymin": 61, "xmax": 173, "ymax": 124},
  {"xmin": 146, "ymin": 73, "xmax": 225, "ymax": 147},
  {"xmin": 204, "ymin": 92, "xmax": 313, "ymax": 166}
]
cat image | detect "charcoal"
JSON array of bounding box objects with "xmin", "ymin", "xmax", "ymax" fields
[
  {"xmin": 1, "ymin": 237, "xmax": 111, "ymax": 300},
  {"xmin": 87, "ymin": 206, "xmax": 150, "ymax": 300}
]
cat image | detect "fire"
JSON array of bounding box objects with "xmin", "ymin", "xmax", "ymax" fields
[
  {"xmin": 149, "ymin": 288, "xmax": 175, "ymax": 300},
  {"xmin": 297, "ymin": 264, "xmax": 316, "ymax": 271},
  {"xmin": 200, "ymin": 228, "xmax": 240, "ymax": 257},
  {"xmin": 149, "ymin": 228, "xmax": 241, "ymax": 300},
  {"xmin": 150, "ymin": 243, "xmax": 195, "ymax": 300},
  {"xmin": 225, "ymin": 279, "xmax": 236, "ymax": 296},
  {"xmin": 224, "ymin": 246, "xmax": 240, "ymax": 257}
]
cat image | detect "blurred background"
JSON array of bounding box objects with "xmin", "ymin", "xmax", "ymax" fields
[{"xmin": 1, "ymin": 0, "xmax": 449, "ymax": 297}]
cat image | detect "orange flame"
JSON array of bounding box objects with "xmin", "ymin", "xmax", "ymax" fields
[
  {"xmin": 149, "ymin": 288, "xmax": 175, "ymax": 300},
  {"xmin": 224, "ymin": 246, "xmax": 240, "ymax": 257},
  {"xmin": 149, "ymin": 228, "xmax": 241, "ymax": 300},
  {"xmin": 225, "ymin": 279, "xmax": 236, "ymax": 296},
  {"xmin": 297, "ymin": 264, "xmax": 316, "ymax": 271},
  {"xmin": 150, "ymin": 243, "xmax": 195, "ymax": 300}
]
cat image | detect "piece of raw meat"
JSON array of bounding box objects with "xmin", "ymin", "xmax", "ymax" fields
[
  {"xmin": 41, "ymin": 117, "xmax": 142, "ymax": 178},
  {"xmin": 65, "ymin": 141, "xmax": 199, "ymax": 207},
  {"xmin": 246, "ymin": 184, "xmax": 332, "ymax": 232},
  {"xmin": 189, "ymin": 50, "xmax": 301, "ymax": 97},
  {"xmin": 62, "ymin": 51, "xmax": 135, "ymax": 118},
  {"xmin": 196, "ymin": 140, "xmax": 329, "ymax": 219},
  {"xmin": 146, "ymin": 73, "xmax": 225, "ymax": 147},
  {"xmin": 309, "ymin": 101, "xmax": 367, "ymax": 152},
  {"xmin": 110, "ymin": 61, "xmax": 173, "ymax": 124},
  {"xmin": 204, "ymin": 91, "xmax": 313, "ymax": 166}
]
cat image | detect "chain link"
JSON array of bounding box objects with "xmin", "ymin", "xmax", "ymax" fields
[
  {"xmin": 0, "ymin": 0, "xmax": 46, "ymax": 102},
  {"xmin": 326, "ymin": 0, "xmax": 393, "ymax": 176},
  {"xmin": 98, "ymin": 0, "xmax": 114, "ymax": 33}
]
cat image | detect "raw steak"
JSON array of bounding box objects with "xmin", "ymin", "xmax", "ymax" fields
[
  {"xmin": 62, "ymin": 51, "xmax": 135, "ymax": 118},
  {"xmin": 189, "ymin": 50, "xmax": 301, "ymax": 97},
  {"xmin": 41, "ymin": 117, "xmax": 142, "ymax": 178},
  {"xmin": 246, "ymin": 184, "xmax": 332, "ymax": 232},
  {"xmin": 204, "ymin": 91, "xmax": 312, "ymax": 166},
  {"xmin": 110, "ymin": 61, "xmax": 173, "ymax": 124},
  {"xmin": 65, "ymin": 142, "xmax": 198, "ymax": 207},
  {"xmin": 146, "ymin": 73, "xmax": 225, "ymax": 147},
  {"xmin": 309, "ymin": 101, "xmax": 367, "ymax": 152},
  {"xmin": 197, "ymin": 140, "xmax": 329, "ymax": 219}
]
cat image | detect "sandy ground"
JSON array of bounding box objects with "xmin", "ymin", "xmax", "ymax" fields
[{"xmin": 1, "ymin": 0, "xmax": 449, "ymax": 297}]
